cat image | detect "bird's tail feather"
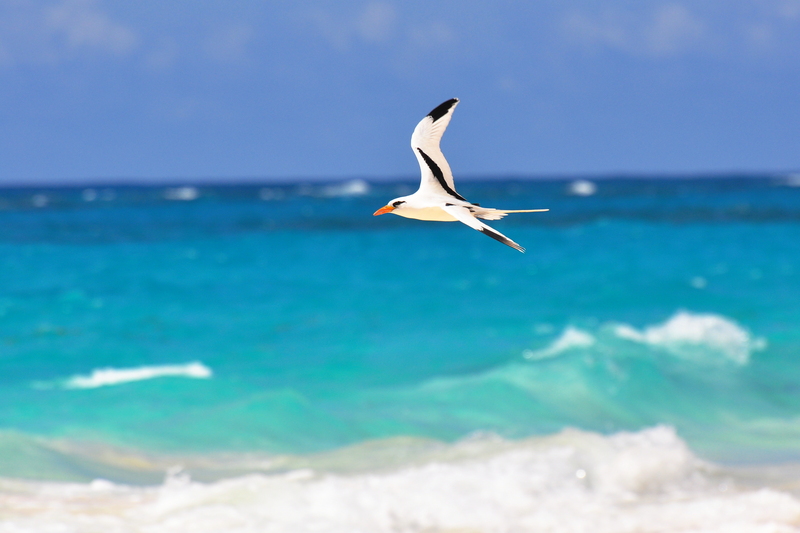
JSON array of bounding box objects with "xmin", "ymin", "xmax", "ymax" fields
[{"xmin": 473, "ymin": 208, "xmax": 549, "ymax": 221}]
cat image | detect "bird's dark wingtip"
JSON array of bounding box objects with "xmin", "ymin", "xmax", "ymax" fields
[
  {"xmin": 427, "ymin": 98, "xmax": 459, "ymax": 122},
  {"xmin": 479, "ymin": 226, "xmax": 524, "ymax": 252}
]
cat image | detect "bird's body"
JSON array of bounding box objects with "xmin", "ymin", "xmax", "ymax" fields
[
  {"xmin": 373, "ymin": 98, "xmax": 547, "ymax": 252},
  {"xmin": 392, "ymin": 205, "xmax": 460, "ymax": 222}
]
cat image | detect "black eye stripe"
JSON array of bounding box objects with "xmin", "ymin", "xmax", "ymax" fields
[{"xmin": 392, "ymin": 201, "xmax": 405, "ymax": 207}]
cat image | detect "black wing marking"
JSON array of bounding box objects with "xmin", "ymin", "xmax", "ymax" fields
[
  {"xmin": 480, "ymin": 227, "xmax": 525, "ymax": 253},
  {"xmin": 427, "ymin": 98, "xmax": 459, "ymax": 122},
  {"xmin": 416, "ymin": 148, "xmax": 468, "ymax": 202},
  {"xmin": 442, "ymin": 204, "xmax": 526, "ymax": 253}
]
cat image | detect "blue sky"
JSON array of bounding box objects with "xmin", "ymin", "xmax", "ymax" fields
[{"xmin": 1, "ymin": 1, "xmax": 799, "ymax": 184}]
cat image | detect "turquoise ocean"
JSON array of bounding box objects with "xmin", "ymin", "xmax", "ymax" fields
[{"xmin": 2, "ymin": 177, "xmax": 800, "ymax": 532}]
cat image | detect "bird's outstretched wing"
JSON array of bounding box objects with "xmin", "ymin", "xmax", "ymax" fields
[
  {"xmin": 411, "ymin": 98, "xmax": 466, "ymax": 200},
  {"xmin": 442, "ymin": 204, "xmax": 525, "ymax": 253}
]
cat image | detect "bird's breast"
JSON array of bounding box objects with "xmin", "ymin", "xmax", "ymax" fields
[{"xmin": 394, "ymin": 206, "xmax": 459, "ymax": 222}]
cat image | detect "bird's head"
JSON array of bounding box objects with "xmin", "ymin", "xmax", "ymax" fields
[{"xmin": 373, "ymin": 198, "xmax": 408, "ymax": 216}]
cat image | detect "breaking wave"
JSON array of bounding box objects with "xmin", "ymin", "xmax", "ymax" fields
[
  {"xmin": 61, "ymin": 362, "xmax": 212, "ymax": 389},
  {"xmin": 612, "ymin": 311, "xmax": 766, "ymax": 366},
  {"xmin": 523, "ymin": 326, "xmax": 595, "ymax": 360},
  {"xmin": 1, "ymin": 426, "xmax": 798, "ymax": 532},
  {"xmin": 525, "ymin": 311, "xmax": 765, "ymax": 367}
]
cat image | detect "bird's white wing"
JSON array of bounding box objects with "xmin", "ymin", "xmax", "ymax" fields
[
  {"xmin": 442, "ymin": 204, "xmax": 525, "ymax": 253},
  {"xmin": 411, "ymin": 98, "xmax": 467, "ymax": 200}
]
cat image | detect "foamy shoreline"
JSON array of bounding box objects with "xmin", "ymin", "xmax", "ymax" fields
[{"xmin": 2, "ymin": 426, "xmax": 799, "ymax": 532}]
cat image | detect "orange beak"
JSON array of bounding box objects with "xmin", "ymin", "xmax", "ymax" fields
[{"xmin": 373, "ymin": 205, "xmax": 395, "ymax": 216}]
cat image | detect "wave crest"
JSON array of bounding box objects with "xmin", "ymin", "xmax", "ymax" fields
[
  {"xmin": 523, "ymin": 311, "xmax": 765, "ymax": 367},
  {"xmin": 523, "ymin": 326, "xmax": 595, "ymax": 360},
  {"xmin": 613, "ymin": 311, "xmax": 766, "ymax": 366},
  {"xmin": 62, "ymin": 362, "xmax": 212, "ymax": 389}
]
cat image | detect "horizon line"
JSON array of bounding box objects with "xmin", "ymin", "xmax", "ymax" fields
[{"xmin": 0, "ymin": 170, "xmax": 798, "ymax": 189}]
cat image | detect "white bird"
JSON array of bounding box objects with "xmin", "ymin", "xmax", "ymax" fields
[{"xmin": 373, "ymin": 98, "xmax": 548, "ymax": 253}]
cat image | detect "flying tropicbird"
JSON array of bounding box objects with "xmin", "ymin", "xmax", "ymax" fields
[{"xmin": 373, "ymin": 98, "xmax": 548, "ymax": 252}]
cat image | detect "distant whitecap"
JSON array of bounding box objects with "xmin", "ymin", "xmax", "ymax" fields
[
  {"xmin": 259, "ymin": 187, "xmax": 285, "ymax": 201},
  {"xmin": 321, "ymin": 179, "xmax": 370, "ymax": 197},
  {"xmin": 32, "ymin": 194, "xmax": 48, "ymax": 207},
  {"xmin": 783, "ymin": 173, "xmax": 800, "ymax": 187},
  {"xmin": 82, "ymin": 189, "xmax": 98, "ymax": 202},
  {"xmin": 568, "ymin": 179, "xmax": 597, "ymax": 196},
  {"xmin": 164, "ymin": 186, "xmax": 200, "ymax": 201}
]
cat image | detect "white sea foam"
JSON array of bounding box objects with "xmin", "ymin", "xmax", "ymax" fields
[
  {"xmin": 523, "ymin": 326, "xmax": 595, "ymax": 360},
  {"xmin": 613, "ymin": 311, "xmax": 766, "ymax": 365},
  {"xmin": 1, "ymin": 426, "xmax": 799, "ymax": 532},
  {"xmin": 63, "ymin": 362, "xmax": 212, "ymax": 389}
]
